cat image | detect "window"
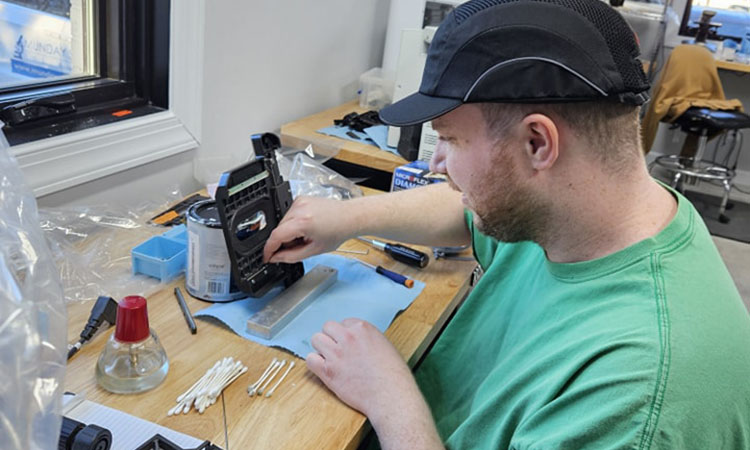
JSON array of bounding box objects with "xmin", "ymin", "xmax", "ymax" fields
[
  {"xmin": 0, "ymin": 0, "xmax": 95, "ymax": 90},
  {"xmin": 0, "ymin": 0, "xmax": 170, "ymax": 145},
  {"xmin": 423, "ymin": 1, "xmax": 456, "ymax": 27},
  {"xmin": 679, "ymin": 0, "xmax": 750, "ymax": 42}
]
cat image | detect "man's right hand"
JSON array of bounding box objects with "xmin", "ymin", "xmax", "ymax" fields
[
  {"xmin": 263, "ymin": 183, "xmax": 468, "ymax": 265},
  {"xmin": 263, "ymin": 196, "xmax": 353, "ymax": 264}
]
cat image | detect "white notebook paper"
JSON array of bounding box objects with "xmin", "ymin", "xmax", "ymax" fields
[{"xmin": 62, "ymin": 393, "xmax": 206, "ymax": 450}]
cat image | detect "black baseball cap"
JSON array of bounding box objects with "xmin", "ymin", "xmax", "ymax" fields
[{"xmin": 379, "ymin": 0, "xmax": 650, "ymax": 127}]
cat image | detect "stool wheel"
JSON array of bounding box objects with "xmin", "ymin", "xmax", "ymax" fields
[{"xmin": 719, "ymin": 214, "xmax": 731, "ymax": 224}]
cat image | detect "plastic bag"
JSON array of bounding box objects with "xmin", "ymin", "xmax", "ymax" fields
[
  {"xmin": 39, "ymin": 187, "xmax": 189, "ymax": 304},
  {"xmin": 276, "ymin": 146, "xmax": 363, "ymax": 200},
  {"xmin": 0, "ymin": 121, "xmax": 67, "ymax": 449}
]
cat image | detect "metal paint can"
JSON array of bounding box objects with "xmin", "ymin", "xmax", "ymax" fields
[{"xmin": 185, "ymin": 200, "xmax": 244, "ymax": 302}]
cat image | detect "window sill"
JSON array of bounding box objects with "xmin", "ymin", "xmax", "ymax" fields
[{"xmin": 11, "ymin": 110, "xmax": 198, "ymax": 196}]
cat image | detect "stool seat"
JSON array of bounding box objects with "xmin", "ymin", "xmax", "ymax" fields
[
  {"xmin": 675, "ymin": 107, "xmax": 750, "ymax": 134},
  {"xmin": 651, "ymin": 106, "xmax": 749, "ymax": 224}
]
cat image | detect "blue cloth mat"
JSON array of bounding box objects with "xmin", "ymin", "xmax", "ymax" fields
[
  {"xmin": 317, "ymin": 124, "xmax": 399, "ymax": 155},
  {"xmin": 194, "ymin": 254, "xmax": 424, "ymax": 357}
]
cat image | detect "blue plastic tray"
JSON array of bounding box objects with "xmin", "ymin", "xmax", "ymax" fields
[{"xmin": 131, "ymin": 225, "xmax": 187, "ymax": 282}]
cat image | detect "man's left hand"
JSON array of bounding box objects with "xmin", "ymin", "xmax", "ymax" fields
[{"xmin": 306, "ymin": 318, "xmax": 444, "ymax": 450}]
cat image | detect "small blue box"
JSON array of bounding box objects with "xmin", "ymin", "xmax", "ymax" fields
[
  {"xmin": 162, "ymin": 225, "xmax": 188, "ymax": 244},
  {"xmin": 131, "ymin": 225, "xmax": 188, "ymax": 282},
  {"xmin": 390, "ymin": 160, "xmax": 446, "ymax": 192}
]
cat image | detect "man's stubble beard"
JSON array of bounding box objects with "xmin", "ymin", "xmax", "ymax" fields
[
  {"xmin": 452, "ymin": 149, "xmax": 549, "ymax": 244},
  {"xmin": 474, "ymin": 182, "xmax": 548, "ymax": 244}
]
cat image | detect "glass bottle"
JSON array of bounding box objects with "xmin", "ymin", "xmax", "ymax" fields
[{"xmin": 96, "ymin": 295, "xmax": 168, "ymax": 394}]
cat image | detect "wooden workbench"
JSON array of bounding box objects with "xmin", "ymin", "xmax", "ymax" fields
[
  {"xmin": 280, "ymin": 101, "xmax": 408, "ymax": 174},
  {"xmin": 64, "ymin": 189, "xmax": 476, "ymax": 449},
  {"xmin": 716, "ymin": 59, "xmax": 750, "ymax": 74},
  {"xmin": 643, "ymin": 57, "xmax": 750, "ymax": 75}
]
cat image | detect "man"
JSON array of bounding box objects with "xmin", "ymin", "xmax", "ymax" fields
[{"xmin": 263, "ymin": 0, "xmax": 750, "ymax": 448}]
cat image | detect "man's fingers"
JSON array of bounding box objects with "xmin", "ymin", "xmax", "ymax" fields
[
  {"xmin": 310, "ymin": 331, "xmax": 337, "ymax": 358},
  {"xmin": 305, "ymin": 352, "xmax": 327, "ymax": 379},
  {"xmin": 267, "ymin": 245, "xmax": 313, "ymax": 264},
  {"xmin": 262, "ymin": 231, "xmax": 285, "ymax": 262},
  {"xmin": 322, "ymin": 320, "xmax": 347, "ymax": 343},
  {"xmin": 341, "ymin": 318, "xmax": 367, "ymax": 328},
  {"xmin": 263, "ymin": 225, "xmax": 305, "ymax": 262}
]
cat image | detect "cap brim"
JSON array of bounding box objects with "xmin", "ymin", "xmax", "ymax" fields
[{"xmin": 379, "ymin": 92, "xmax": 462, "ymax": 127}]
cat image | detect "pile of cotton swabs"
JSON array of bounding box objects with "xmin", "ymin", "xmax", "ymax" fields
[
  {"xmin": 248, "ymin": 358, "xmax": 295, "ymax": 398},
  {"xmin": 168, "ymin": 357, "xmax": 248, "ymax": 416}
]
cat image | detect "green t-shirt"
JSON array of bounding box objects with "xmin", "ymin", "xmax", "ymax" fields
[{"xmin": 415, "ymin": 189, "xmax": 750, "ymax": 449}]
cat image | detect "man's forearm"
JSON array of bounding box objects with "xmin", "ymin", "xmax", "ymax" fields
[
  {"xmin": 346, "ymin": 183, "xmax": 469, "ymax": 247},
  {"xmin": 368, "ymin": 383, "xmax": 445, "ymax": 450}
]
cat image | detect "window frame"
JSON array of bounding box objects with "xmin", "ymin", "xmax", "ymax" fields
[
  {"xmin": 5, "ymin": 0, "xmax": 202, "ymax": 197},
  {"xmin": 1, "ymin": 0, "xmax": 170, "ymax": 143}
]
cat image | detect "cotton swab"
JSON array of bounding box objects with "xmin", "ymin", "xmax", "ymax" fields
[
  {"xmin": 210, "ymin": 364, "xmax": 247, "ymax": 398},
  {"xmin": 257, "ymin": 360, "xmax": 286, "ymax": 396},
  {"xmin": 168, "ymin": 356, "xmax": 248, "ymax": 416},
  {"xmin": 250, "ymin": 360, "xmax": 282, "ymax": 397},
  {"xmin": 177, "ymin": 360, "xmax": 221, "ymax": 402},
  {"xmin": 265, "ymin": 361, "xmax": 295, "ymax": 398},
  {"xmin": 248, "ymin": 360, "xmax": 280, "ymax": 396},
  {"xmin": 248, "ymin": 358, "xmax": 278, "ymax": 395}
]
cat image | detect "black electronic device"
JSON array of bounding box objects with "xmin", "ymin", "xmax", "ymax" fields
[
  {"xmin": 58, "ymin": 416, "xmax": 112, "ymax": 450},
  {"xmin": 134, "ymin": 434, "xmax": 222, "ymax": 450},
  {"xmin": 397, "ymin": 124, "xmax": 421, "ymax": 161},
  {"xmin": 214, "ymin": 133, "xmax": 304, "ymax": 297},
  {"xmin": 333, "ymin": 110, "xmax": 383, "ymax": 132},
  {"xmin": 1, "ymin": 93, "xmax": 76, "ymax": 127}
]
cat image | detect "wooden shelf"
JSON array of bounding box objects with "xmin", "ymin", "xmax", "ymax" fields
[{"xmin": 280, "ymin": 100, "xmax": 408, "ymax": 174}]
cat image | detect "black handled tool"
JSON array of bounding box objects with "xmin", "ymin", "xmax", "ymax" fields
[{"xmin": 357, "ymin": 237, "xmax": 429, "ymax": 268}]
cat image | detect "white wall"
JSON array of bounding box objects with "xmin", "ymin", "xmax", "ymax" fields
[
  {"xmin": 196, "ymin": 0, "xmax": 390, "ymax": 185},
  {"xmin": 37, "ymin": 1, "xmax": 390, "ymax": 208}
]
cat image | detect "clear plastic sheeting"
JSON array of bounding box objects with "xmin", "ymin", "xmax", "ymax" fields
[
  {"xmin": 42, "ymin": 147, "xmax": 361, "ymax": 305},
  {"xmin": 0, "ymin": 121, "xmax": 67, "ymax": 450},
  {"xmin": 39, "ymin": 188, "xmax": 188, "ymax": 304},
  {"xmin": 276, "ymin": 147, "xmax": 363, "ymax": 200}
]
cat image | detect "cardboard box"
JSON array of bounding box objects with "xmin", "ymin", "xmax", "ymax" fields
[{"xmin": 390, "ymin": 160, "xmax": 446, "ymax": 192}]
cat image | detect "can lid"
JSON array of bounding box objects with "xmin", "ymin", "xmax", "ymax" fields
[
  {"xmin": 188, "ymin": 200, "xmax": 221, "ymax": 227},
  {"xmin": 115, "ymin": 296, "xmax": 150, "ymax": 343}
]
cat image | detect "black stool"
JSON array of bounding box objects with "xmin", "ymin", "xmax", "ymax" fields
[{"xmin": 651, "ymin": 107, "xmax": 750, "ymax": 223}]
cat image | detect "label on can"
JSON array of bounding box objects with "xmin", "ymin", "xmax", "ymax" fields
[{"xmin": 187, "ymin": 226, "xmax": 234, "ymax": 300}]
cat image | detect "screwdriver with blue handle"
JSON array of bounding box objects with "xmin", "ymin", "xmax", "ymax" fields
[
  {"xmin": 357, "ymin": 260, "xmax": 415, "ymax": 288},
  {"xmin": 357, "ymin": 237, "xmax": 429, "ymax": 268}
]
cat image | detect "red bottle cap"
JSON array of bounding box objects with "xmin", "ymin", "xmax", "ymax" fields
[{"xmin": 115, "ymin": 296, "xmax": 150, "ymax": 343}]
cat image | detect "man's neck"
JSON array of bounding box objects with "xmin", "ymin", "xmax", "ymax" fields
[{"xmin": 540, "ymin": 168, "xmax": 678, "ymax": 264}]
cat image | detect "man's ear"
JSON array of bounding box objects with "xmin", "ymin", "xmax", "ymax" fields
[{"xmin": 521, "ymin": 113, "xmax": 559, "ymax": 171}]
